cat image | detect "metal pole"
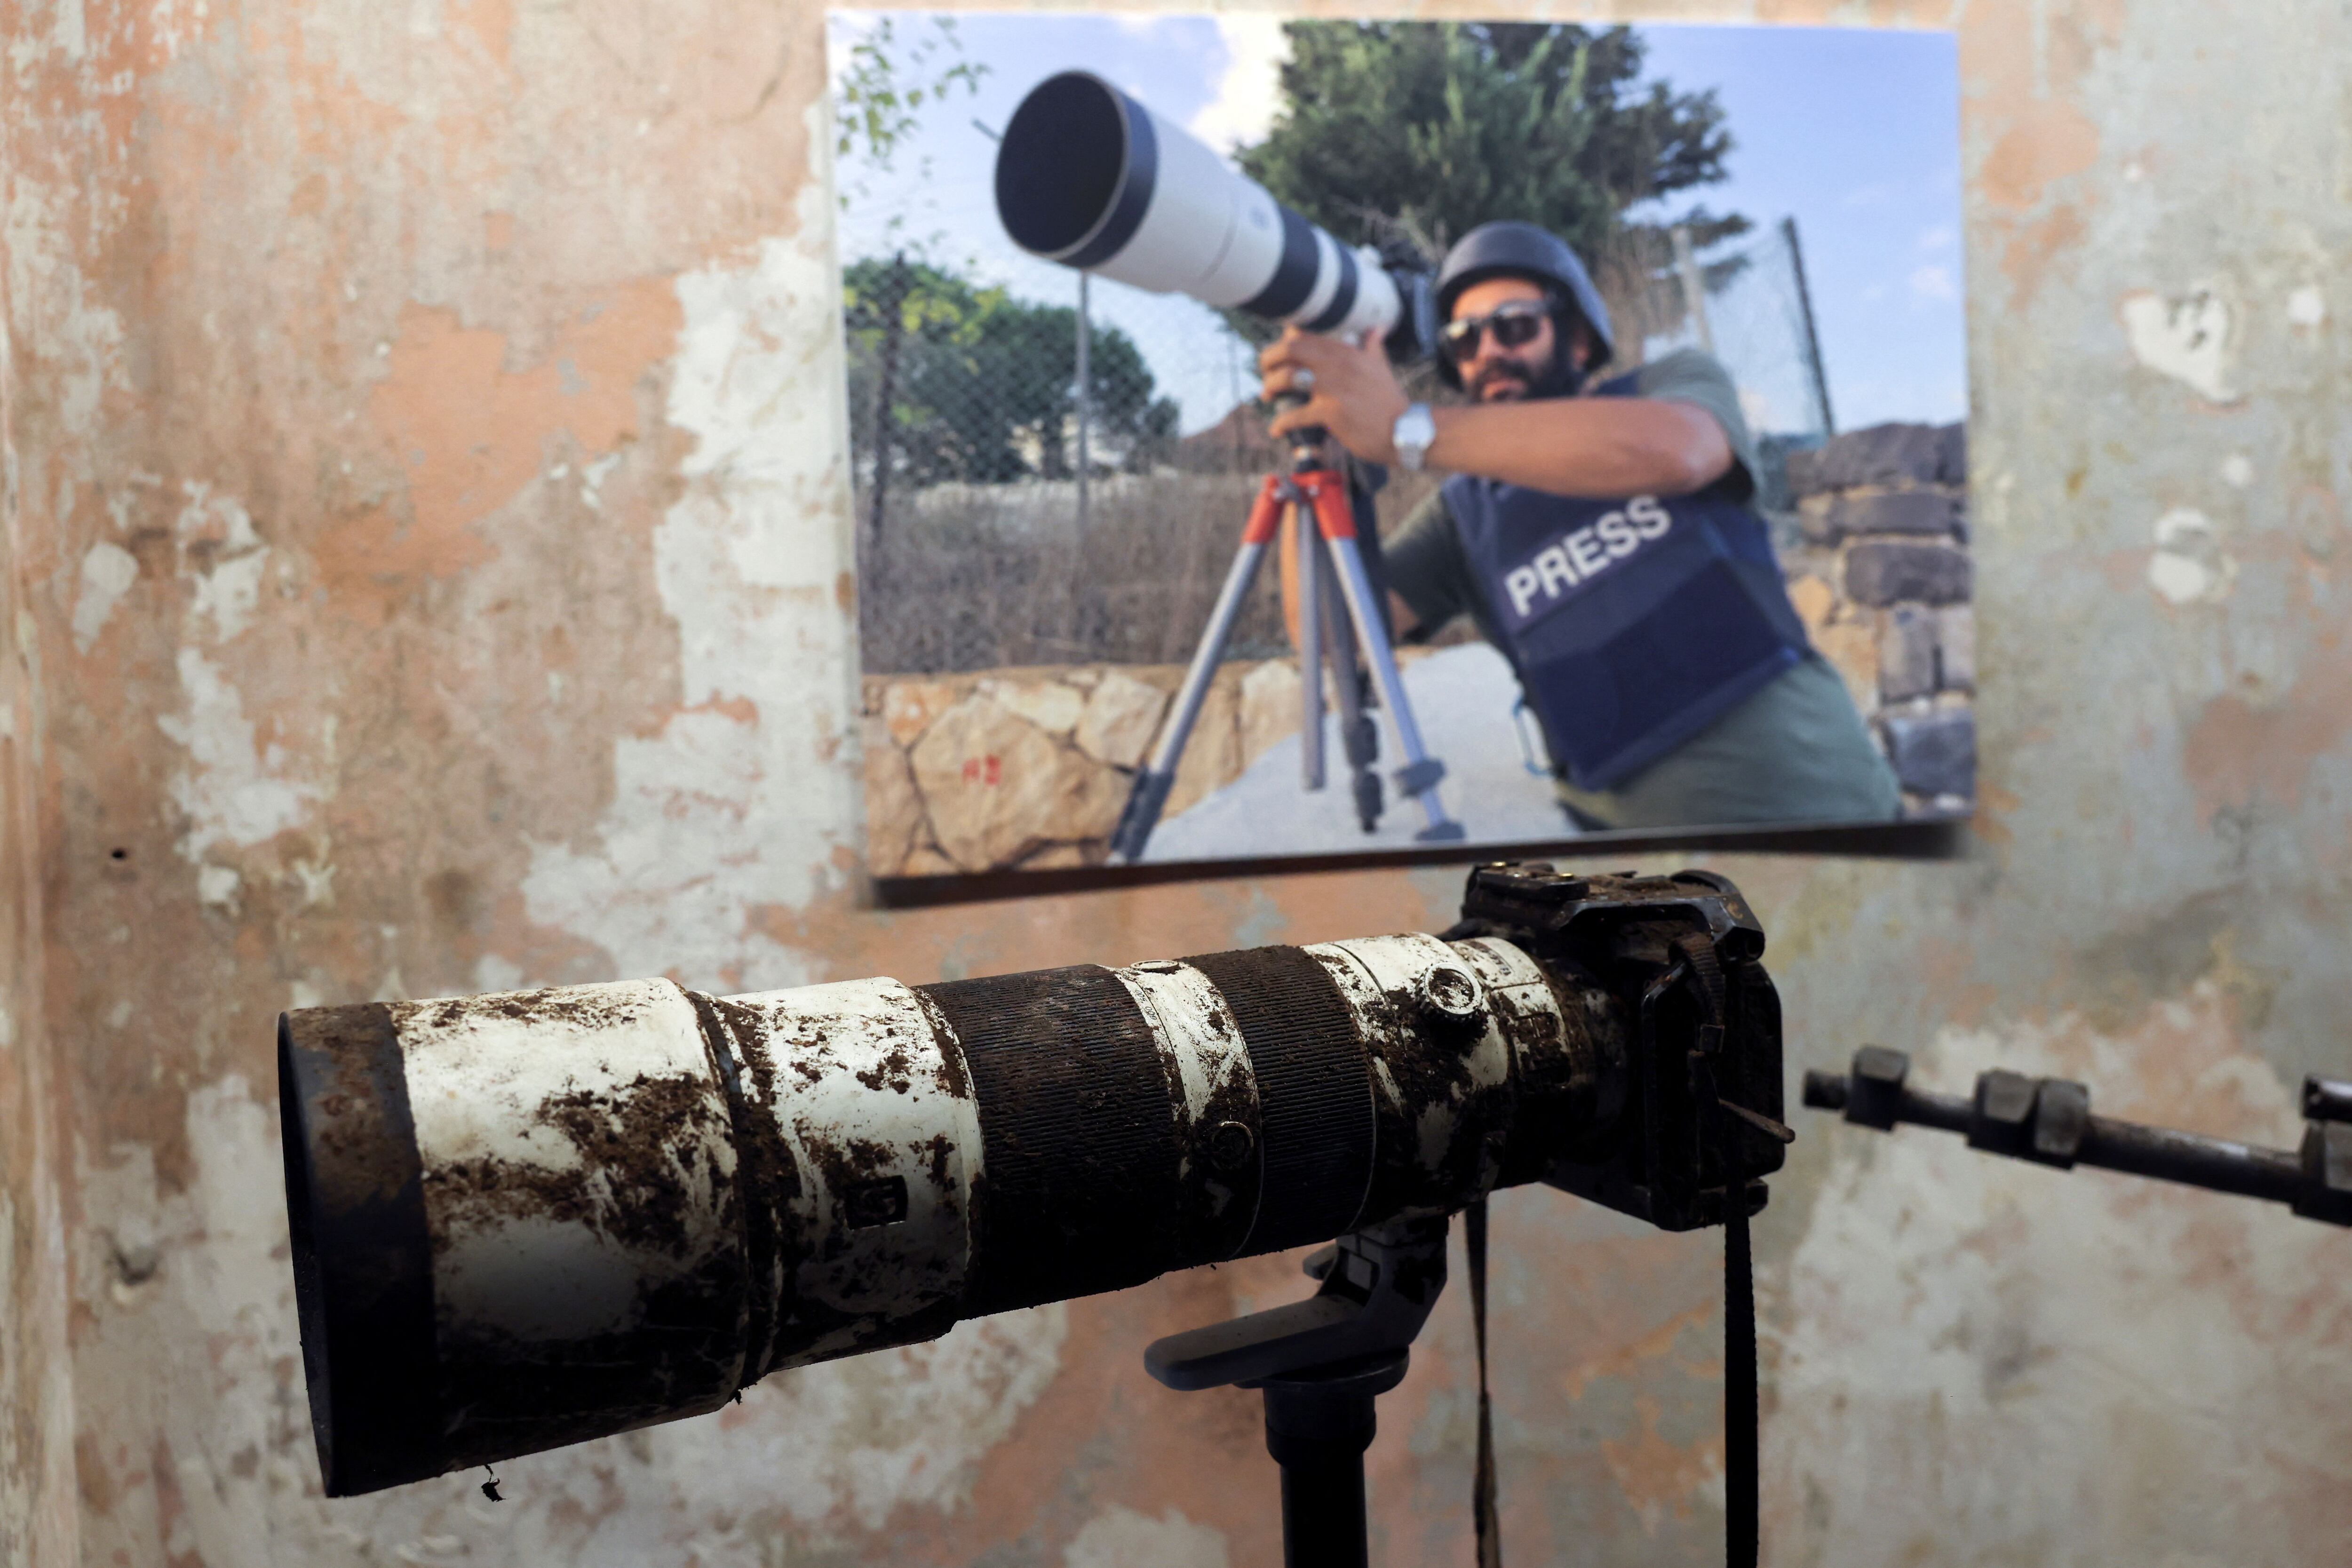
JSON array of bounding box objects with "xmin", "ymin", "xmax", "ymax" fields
[
  {"xmin": 1672, "ymin": 226, "xmax": 1714, "ymax": 356},
  {"xmin": 1108, "ymin": 536, "xmax": 1271, "ymax": 863},
  {"xmin": 1298, "ymin": 503, "xmax": 1325, "ymax": 791},
  {"xmin": 868, "ymin": 251, "xmax": 908, "ymax": 565},
  {"xmin": 1781, "ymin": 216, "xmax": 1836, "ymax": 436},
  {"xmin": 1322, "ymin": 533, "xmax": 1460, "ymax": 840},
  {"xmin": 1075, "ymin": 271, "xmax": 1090, "ymax": 531}
]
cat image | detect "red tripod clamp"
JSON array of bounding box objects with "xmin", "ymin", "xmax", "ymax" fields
[{"xmin": 1241, "ymin": 469, "xmax": 1358, "ymax": 545}]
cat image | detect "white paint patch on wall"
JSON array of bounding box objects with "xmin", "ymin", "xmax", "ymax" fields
[
  {"xmin": 522, "ymin": 162, "xmax": 859, "ymax": 992},
  {"xmin": 661, "ymin": 1304, "xmax": 1071, "ymax": 1540},
  {"xmin": 2287, "ymin": 284, "xmax": 2327, "ymax": 329},
  {"xmin": 2147, "ymin": 507, "xmax": 2235, "ymax": 605},
  {"xmin": 70, "ymin": 1078, "xmax": 319, "ymax": 1565},
  {"xmin": 177, "ymin": 484, "xmax": 270, "ymax": 642},
  {"xmin": 1770, "ymin": 993, "xmax": 2352, "ymax": 1566},
  {"xmin": 71, "ymin": 541, "xmax": 138, "ymax": 652},
  {"xmin": 155, "ymin": 647, "xmax": 323, "ymax": 860},
  {"xmin": 1064, "ymin": 1505, "xmax": 1232, "ymax": 1568},
  {"xmin": 2122, "ymin": 288, "xmax": 2238, "ymax": 403}
]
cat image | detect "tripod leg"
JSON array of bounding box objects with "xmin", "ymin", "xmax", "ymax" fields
[
  {"xmin": 1109, "ymin": 533, "xmax": 1271, "ymax": 863},
  {"xmin": 1316, "ymin": 546, "xmax": 1383, "ymax": 833},
  {"xmin": 1297, "ymin": 502, "xmax": 1326, "ymax": 792},
  {"xmin": 1321, "ymin": 533, "xmax": 1465, "ymax": 842}
]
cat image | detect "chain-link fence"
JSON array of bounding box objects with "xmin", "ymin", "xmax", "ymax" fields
[{"xmin": 844, "ymin": 247, "xmax": 1305, "ymax": 675}]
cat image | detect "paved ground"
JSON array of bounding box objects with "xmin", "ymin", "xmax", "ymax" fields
[{"xmin": 1142, "ymin": 642, "xmax": 1577, "ymax": 863}]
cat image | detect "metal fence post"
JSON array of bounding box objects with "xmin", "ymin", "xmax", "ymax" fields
[
  {"xmin": 1075, "ymin": 270, "xmax": 1091, "ymax": 533},
  {"xmin": 868, "ymin": 250, "xmax": 911, "ymax": 565},
  {"xmin": 1672, "ymin": 225, "xmax": 1715, "ymax": 355},
  {"xmin": 1781, "ymin": 216, "xmax": 1836, "ymax": 437}
]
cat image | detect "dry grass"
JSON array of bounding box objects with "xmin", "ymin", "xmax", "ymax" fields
[{"xmin": 857, "ymin": 466, "xmax": 1449, "ymax": 675}]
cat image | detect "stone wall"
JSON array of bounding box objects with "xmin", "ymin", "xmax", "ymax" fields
[
  {"xmin": 1782, "ymin": 421, "xmax": 1977, "ymax": 816},
  {"xmin": 863, "ymin": 655, "xmax": 1426, "ymax": 875}
]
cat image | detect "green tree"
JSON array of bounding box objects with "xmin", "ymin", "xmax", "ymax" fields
[
  {"xmin": 833, "ymin": 16, "xmax": 986, "ymax": 174},
  {"xmin": 843, "ymin": 258, "xmax": 1180, "ymax": 486},
  {"xmin": 1235, "ymin": 23, "xmax": 1746, "ymax": 328},
  {"xmin": 832, "ymin": 16, "xmax": 988, "ymax": 252}
]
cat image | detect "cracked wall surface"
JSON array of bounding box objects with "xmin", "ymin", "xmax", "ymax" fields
[{"xmin": 4, "ymin": 0, "xmax": 2352, "ymax": 1564}]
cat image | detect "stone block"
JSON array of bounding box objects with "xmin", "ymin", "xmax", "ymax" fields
[
  {"xmin": 1881, "ymin": 708, "xmax": 1975, "ymax": 798},
  {"xmin": 909, "ymin": 695, "xmax": 1126, "ymax": 871},
  {"xmin": 978, "ymin": 675, "xmax": 1084, "ymax": 737},
  {"xmin": 1074, "ymin": 667, "xmax": 1168, "ymax": 768},
  {"xmin": 1786, "ymin": 422, "xmax": 1963, "ymax": 495},
  {"xmin": 1826, "ymin": 488, "xmax": 1960, "ymax": 541},
  {"xmin": 1938, "ymin": 605, "xmax": 1976, "ymax": 691},
  {"xmin": 1016, "ymin": 842, "xmax": 1096, "ymax": 870},
  {"xmin": 882, "ymin": 678, "xmax": 961, "ymax": 748},
  {"xmin": 860, "ymin": 716, "xmax": 926, "ymax": 876},
  {"xmin": 1786, "ymin": 573, "xmax": 1836, "ymax": 635},
  {"xmin": 1879, "ymin": 605, "xmax": 1939, "ymax": 703},
  {"xmin": 1938, "ymin": 423, "xmax": 1968, "ymax": 485},
  {"xmin": 1796, "ymin": 495, "xmax": 1839, "ymax": 544},
  {"xmin": 1812, "ymin": 620, "xmax": 1880, "ymax": 716},
  {"xmin": 901, "ymin": 845, "xmax": 960, "ymax": 877},
  {"xmin": 1164, "ymin": 677, "xmax": 1241, "ymax": 819},
  {"xmin": 1844, "ymin": 541, "xmax": 1972, "ymax": 607}
]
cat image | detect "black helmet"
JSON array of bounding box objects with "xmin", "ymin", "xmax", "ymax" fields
[{"xmin": 1433, "ymin": 221, "xmax": 1615, "ymax": 389}]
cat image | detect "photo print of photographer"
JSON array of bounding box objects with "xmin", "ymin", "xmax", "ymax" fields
[{"xmin": 830, "ymin": 14, "xmax": 1971, "ymax": 879}]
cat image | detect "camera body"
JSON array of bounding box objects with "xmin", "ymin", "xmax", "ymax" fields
[{"xmin": 1459, "ymin": 863, "xmax": 1787, "ymax": 1231}]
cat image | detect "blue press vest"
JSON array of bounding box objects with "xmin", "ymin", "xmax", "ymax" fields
[{"xmin": 1443, "ymin": 380, "xmax": 1813, "ymax": 791}]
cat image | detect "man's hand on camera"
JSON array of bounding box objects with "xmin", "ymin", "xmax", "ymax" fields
[{"xmin": 1259, "ymin": 328, "xmax": 1410, "ymax": 463}]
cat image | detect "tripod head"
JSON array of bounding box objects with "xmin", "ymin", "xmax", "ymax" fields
[{"xmin": 1270, "ymin": 384, "xmax": 1332, "ymax": 471}]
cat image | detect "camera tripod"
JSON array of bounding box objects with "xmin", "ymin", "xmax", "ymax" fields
[
  {"xmin": 1106, "ymin": 421, "xmax": 1464, "ymax": 863},
  {"xmin": 1145, "ymin": 1216, "xmax": 1455, "ymax": 1568}
]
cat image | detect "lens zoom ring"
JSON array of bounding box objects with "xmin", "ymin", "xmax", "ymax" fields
[
  {"xmin": 920, "ymin": 965, "xmax": 1181, "ymax": 1317},
  {"xmin": 1243, "ymin": 206, "xmax": 1321, "ymax": 319},
  {"xmin": 1184, "ymin": 946, "xmax": 1375, "ymax": 1253}
]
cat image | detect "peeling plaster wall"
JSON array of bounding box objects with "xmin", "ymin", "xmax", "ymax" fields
[
  {"xmin": 4, "ymin": 0, "xmax": 2352, "ymax": 1564},
  {"xmin": 0, "ymin": 105, "xmax": 82, "ymax": 1562}
]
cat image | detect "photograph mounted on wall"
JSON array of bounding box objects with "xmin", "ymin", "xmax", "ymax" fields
[{"xmin": 828, "ymin": 13, "xmax": 1972, "ymax": 880}]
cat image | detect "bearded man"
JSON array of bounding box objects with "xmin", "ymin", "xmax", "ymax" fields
[{"xmin": 1262, "ymin": 220, "xmax": 1900, "ymax": 830}]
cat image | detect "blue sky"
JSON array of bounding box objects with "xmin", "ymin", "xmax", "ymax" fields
[{"xmin": 827, "ymin": 14, "xmax": 1967, "ymax": 435}]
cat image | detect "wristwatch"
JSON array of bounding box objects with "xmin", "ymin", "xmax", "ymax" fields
[{"xmin": 1391, "ymin": 402, "xmax": 1436, "ymax": 472}]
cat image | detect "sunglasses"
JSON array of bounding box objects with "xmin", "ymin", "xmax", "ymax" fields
[{"xmin": 1438, "ymin": 299, "xmax": 1551, "ymax": 363}]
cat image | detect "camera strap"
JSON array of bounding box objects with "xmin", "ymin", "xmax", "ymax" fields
[
  {"xmin": 1467, "ymin": 1197, "xmax": 1502, "ymax": 1568},
  {"xmin": 1464, "ymin": 1193, "xmax": 1756, "ymax": 1568},
  {"xmin": 1724, "ymin": 1200, "xmax": 1759, "ymax": 1568},
  {"xmin": 1673, "ymin": 931, "xmax": 1763, "ymax": 1568}
]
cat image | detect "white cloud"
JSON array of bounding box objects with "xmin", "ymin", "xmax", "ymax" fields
[
  {"xmin": 1910, "ymin": 264, "xmax": 1956, "ymax": 302},
  {"xmin": 1188, "ymin": 14, "xmax": 1291, "ymax": 155},
  {"xmin": 1916, "ymin": 223, "xmax": 1956, "ymax": 252}
]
